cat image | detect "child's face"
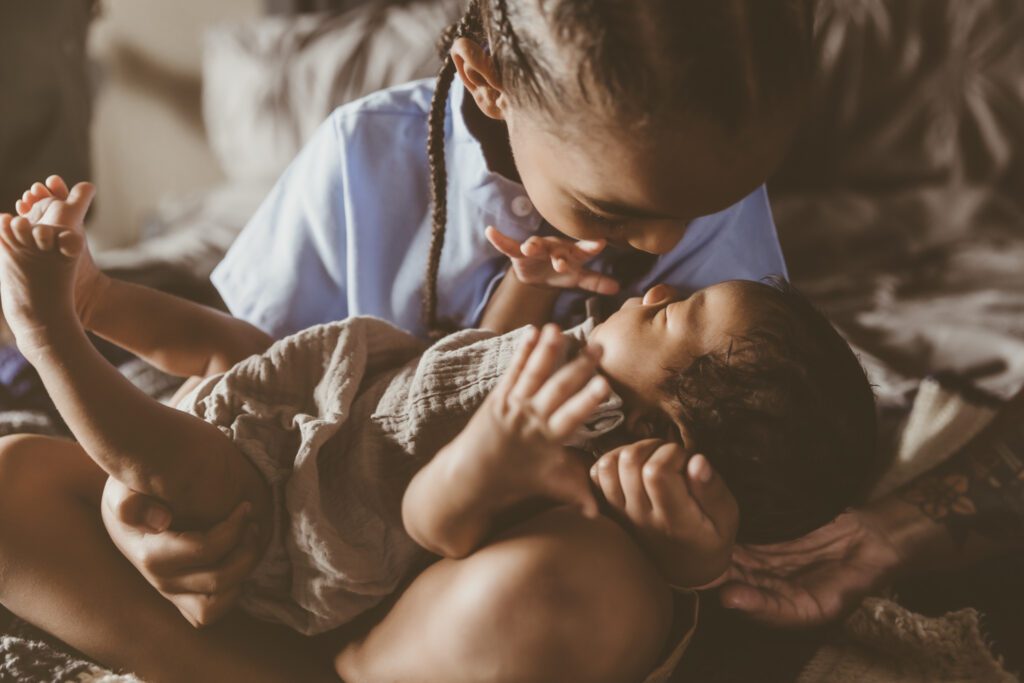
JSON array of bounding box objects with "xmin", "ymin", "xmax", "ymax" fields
[
  {"xmin": 589, "ymin": 280, "xmax": 762, "ymax": 442},
  {"xmin": 505, "ymin": 109, "xmax": 794, "ymax": 255}
]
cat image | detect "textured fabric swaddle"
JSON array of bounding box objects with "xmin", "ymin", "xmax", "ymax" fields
[{"xmin": 176, "ymin": 316, "xmax": 623, "ymax": 635}]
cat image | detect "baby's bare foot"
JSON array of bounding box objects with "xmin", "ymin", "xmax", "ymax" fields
[
  {"xmin": 0, "ymin": 212, "xmax": 86, "ymax": 355},
  {"xmin": 14, "ymin": 177, "xmax": 106, "ymax": 326}
]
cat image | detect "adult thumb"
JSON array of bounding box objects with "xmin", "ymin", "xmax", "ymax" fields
[{"xmin": 105, "ymin": 477, "xmax": 172, "ymax": 533}]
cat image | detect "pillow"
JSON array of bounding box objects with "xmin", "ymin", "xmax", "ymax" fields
[{"xmin": 202, "ymin": 0, "xmax": 464, "ymax": 183}]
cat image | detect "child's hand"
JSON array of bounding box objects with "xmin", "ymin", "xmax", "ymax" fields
[
  {"xmin": 486, "ymin": 225, "xmax": 620, "ymax": 295},
  {"xmin": 591, "ymin": 439, "xmax": 740, "ymax": 587}
]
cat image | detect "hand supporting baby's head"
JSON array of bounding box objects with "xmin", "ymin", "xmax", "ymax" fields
[{"xmin": 592, "ymin": 278, "xmax": 878, "ymax": 545}]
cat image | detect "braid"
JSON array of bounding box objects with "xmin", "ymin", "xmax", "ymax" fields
[{"xmin": 423, "ymin": 0, "xmax": 483, "ymax": 340}]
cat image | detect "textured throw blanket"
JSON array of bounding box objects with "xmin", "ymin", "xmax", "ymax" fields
[{"xmin": 797, "ymin": 378, "xmax": 1018, "ymax": 683}]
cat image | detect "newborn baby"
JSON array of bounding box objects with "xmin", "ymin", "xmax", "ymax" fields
[{"xmin": 0, "ymin": 177, "xmax": 875, "ymax": 662}]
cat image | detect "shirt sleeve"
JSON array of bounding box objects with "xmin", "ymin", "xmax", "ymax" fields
[
  {"xmin": 210, "ymin": 114, "xmax": 350, "ymax": 338},
  {"xmin": 654, "ymin": 184, "xmax": 788, "ymax": 292}
]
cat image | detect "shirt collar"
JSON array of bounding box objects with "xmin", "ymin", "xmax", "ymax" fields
[{"xmin": 448, "ymin": 82, "xmax": 543, "ymax": 240}]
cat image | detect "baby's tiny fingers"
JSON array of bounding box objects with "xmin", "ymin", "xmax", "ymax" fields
[
  {"xmin": 643, "ymin": 443, "xmax": 693, "ymax": 523},
  {"xmin": 30, "ymin": 182, "xmax": 50, "ymax": 200},
  {"xmin": 547, "ymin": 374, "xmax": 610, "ymax": 440}
]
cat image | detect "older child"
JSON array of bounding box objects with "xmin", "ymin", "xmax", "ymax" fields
[{"xmin": 0, "ymin": 167, "xmax": 872, "ymax": 680}]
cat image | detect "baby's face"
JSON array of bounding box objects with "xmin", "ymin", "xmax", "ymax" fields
[{"xmin": 589, "ymin": 280, "xmax": 762, "ymax": 442}]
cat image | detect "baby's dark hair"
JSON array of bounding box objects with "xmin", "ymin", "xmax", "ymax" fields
[
  {"xmin": 424, "ymin": 0, "xmax": 816, "ymax": 336},
  {"xmin": 661, "ymin": 279, "xmax": 877, "ymax": 544}
]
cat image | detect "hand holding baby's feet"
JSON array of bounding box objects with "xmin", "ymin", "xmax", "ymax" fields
[
  {"xmin": 444, "ymin": 324, "xmax": 610, "ymax": 518},
  {"xmin": 591, "ymin": 440, "xmax": 740, "ymax": 587},
  {"xmin": 12, "ymin": 176, "xmax": 106, "ymax": 327},
  {"xmin": 486, "ymin": 225, "xmax": 620, "ymax": 295}
]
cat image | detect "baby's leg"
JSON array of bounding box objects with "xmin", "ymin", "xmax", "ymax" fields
[
  {"xmin": 0, "ymin": 435, "xmax": 335, "ymax": 683},
  {"xmin": 336, "ymin": 506, "xmax": 675, "ymax": 683},
  {"xmin": 0, "ymin": 213, "xmax": 268, "ymax": 528}
]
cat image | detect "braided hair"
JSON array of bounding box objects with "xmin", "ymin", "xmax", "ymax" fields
[{"xmin": 422, "ymin": 0, "xmax": 815, "ymax": 337}]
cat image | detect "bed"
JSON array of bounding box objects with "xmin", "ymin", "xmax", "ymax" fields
[{"xmin": 1, "ymin": 0, "xmax": 1022, "ymax": 680}]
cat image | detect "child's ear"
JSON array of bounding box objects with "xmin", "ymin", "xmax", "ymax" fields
[{"xmin": 450, "ymin": 37, "xmax": 507, "ymax": 120}]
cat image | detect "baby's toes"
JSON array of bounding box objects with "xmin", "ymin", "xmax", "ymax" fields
[
  {"xmin": 30, "ymin": 182, "xmax": 51, "ymax": 200},
  {"xmin": 10, "ymin": 216, "xmax": 35, "ymax": 247},
  {"xmin": 45, "ymin": 175, "xmax": 70, "ymax": 199},
  {"xmin": 0, "ymin": 214, "xmax": 15, "ymax": 248},
  {"xmin": 32, "ymin": 225, "xmax": 57, "ymax": 252},
  {"xmin": 56, "ymin": 230, "xmax": 85, "ymax": 259}
]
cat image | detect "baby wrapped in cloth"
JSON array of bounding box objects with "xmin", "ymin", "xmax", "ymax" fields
[{"xmin": 176, "ymin": 316, "xmax": 627, "ymax": 635}]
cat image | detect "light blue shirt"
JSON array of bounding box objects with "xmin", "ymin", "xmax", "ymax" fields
[{"xmin": 211, "ymin": 79, "xmax": 787, "ymax": 339}]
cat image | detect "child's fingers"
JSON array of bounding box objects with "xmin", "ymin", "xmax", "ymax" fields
[
  {"xmin": 686, "ymin": 454, "xmax": 740, "ymax": 541},
  {"xmin": 174, "ymin": 586, "xmax": 244, "ymax": 628},
  {"xmin": 520, "ymin": 236, "xmax": 553, "ymax": 260},
  {"xmin": 618, "ymin": 440, "xmax": 660, "ymax": 516},
  {"xmin": 168, "ymin": 524, "xmax": 262, "ymax": 595},
  {"xmin": 547, "ymin": 374, "xmax": 610, "ymax": 440},
  {"xmin": 530, "ymin": 343, "xmax": 602, "ymax": 419},
  {"xmin": 45, "ymin": 175, "xmax": 70, "ymax": 199},
  {"xmin": 642, "ymin": 443, "xmax": 695, "ymax": 523},
  {"xmin": 508, "ymin": 323, "xmax": 565, "ymax": 401},
  {"xmin": 14, "ymin": 199, "xmax": 30, "ymax": 216},
  {"xmin": 544, "ymin": 451, "xmax": 600, "ymax": 519},
  {"xmin": 571, "ymin": 238, "xmax": 607, "ymax": 260},
  {"xmin": 576, "ymin": 269, "xmax": 621, "ymax": 295},
  {"xmin": 485, "ymin": 225, "xmax": 525, "ymax": 259},
  {"xmin": 494, "ymin": 325, "xmax": 539, "ymax": 399},
  {"xmin": 144, "ymin": 503, "xmax": 253, "ymax": 574},
  {"xmin": 592, "ymin": 451, "xmax": 626, "ymax": 509}
]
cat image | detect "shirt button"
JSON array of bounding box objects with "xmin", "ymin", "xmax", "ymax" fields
[{"xmin": 511, "ymin": 196, "xmax": 534, "ymax": 217}]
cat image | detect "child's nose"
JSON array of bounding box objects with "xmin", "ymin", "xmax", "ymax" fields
[{"xmin": 643, "ymin": 283, "xmax": 680, "ymax": 305}]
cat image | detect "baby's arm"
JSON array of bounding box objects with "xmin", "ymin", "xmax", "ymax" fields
[
  {"xmin": 3, "ymin": 181, "xmax": 272, "ymax": 535},
  {"xmin": 16, "ymin": 176, "xmax": 271, "ymax": 380},
  {"xmin": 403, "ymin": 325, "xmax": 607, "ymax": 557}
]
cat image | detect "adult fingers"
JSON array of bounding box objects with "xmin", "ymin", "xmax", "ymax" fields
[
  {"xmin": 686, "ymin": 454, "xmax": 739, "ymax": 541},
  {"xmin": 508, "ymin": 324, "xmax": 565, "ymax": 402},
  {"xmin": 530, "ymin": 343, "xmax": 602, "ymax": 418},
  {"xmin": 547, "ymin": 374, "xmax": 610, "ymax": 440},
  {"xmin": 718, "ymin": 580, "xmax": 827, "ymax": 628},
  {"xmin": 485, "ymin": 225, "xmax": 525, "ymax": 259}
]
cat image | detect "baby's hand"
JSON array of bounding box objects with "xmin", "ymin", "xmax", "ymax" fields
[
  {"xmin": 591, "ymin": 440, "xmax": 739, "ymax": 587},
  {"xmin": 486, "ymin": 225, "xmax": 619, "ymax": 295}
]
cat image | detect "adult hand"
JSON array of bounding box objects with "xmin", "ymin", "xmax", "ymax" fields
[
  {"xmin": 717, "ymin": 506, "xmax": 905, "ymax": 627},
  {"xmin": 100, "ymin": 476, "xmax": 263, "ymax": 628}
]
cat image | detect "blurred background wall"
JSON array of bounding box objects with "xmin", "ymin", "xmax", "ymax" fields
[{"xmin": 88, "ymin": 0, "xmax": 261, "ymax": 247}]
